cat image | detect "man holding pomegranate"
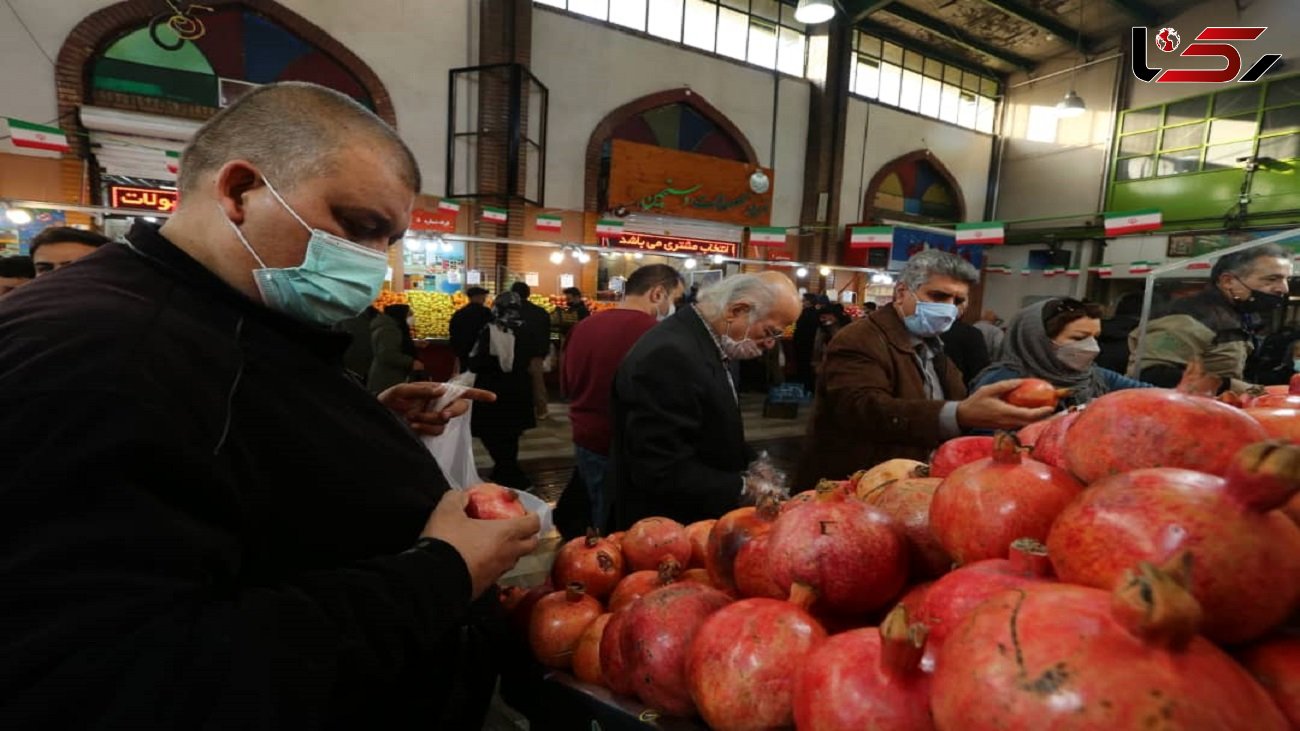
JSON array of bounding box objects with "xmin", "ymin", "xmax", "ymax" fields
[
  {"xmin": 1130, "ymin": 244, "xmax": 1294, "ymax": 391},
  {"xmin": 606, "ymin": 271, "xmax": 802, "ymax": 529},
  {"xmin": 796, "ymin": 249, "xmax": 1054, "ymax": 490},
  {"xmin": 0, "ymin": 83, "xmax": 539, "ymax": 728}
]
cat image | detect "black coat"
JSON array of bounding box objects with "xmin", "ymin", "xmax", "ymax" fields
[
  {"xmin": 793, "ymin": 306, "xmax": 819, "ymax": 359},
  {"xmin": 1096, "ymin": 315, "xmax": 1139, "ymax": 374},
  {"xmin": 0, "ymin": 224, "xmax": 497, "ymax": 729},
  {"xmin": 449, "ymin": 302, "xmax": 492, "ymax": 366},
  {"xmin": 940, "ymin": 320, "xmax": 991, "ymax": 386},
  {"xmin": 606, "ymin": 306, "xmax": 751, "ymax": 530},
  {"xmin": 469, "ymin": 322, "xmax": 537, "ymax": 437}
]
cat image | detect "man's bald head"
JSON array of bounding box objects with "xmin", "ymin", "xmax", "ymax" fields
[{"xmin": 178, "ymin": 82, "xmax": 420, "ymax": 195}]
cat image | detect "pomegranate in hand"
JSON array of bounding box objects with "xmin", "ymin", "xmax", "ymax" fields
[
  {"xmin": 465, "ymin": 483, "xmax": 528, "ymax": 520},
  {"xmin": 1004, "ymin": 378, "xmax": 1070, "ymax": 409}
]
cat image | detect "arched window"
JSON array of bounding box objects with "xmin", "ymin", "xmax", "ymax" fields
[{"xmin": 864, "ymin": 151, "xmax": 966, "ymax": 224}]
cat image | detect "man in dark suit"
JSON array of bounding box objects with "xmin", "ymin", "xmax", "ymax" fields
[
  {"xmin": 606, "ymin": 272, "xmax": 802, "ymax": 529},
  {"xmin": 941, "ymin": 314, "xmax": 991, "ymax": 386},
  {"xmin": 510, "ymin": 281, "xmax": 554, "ymax": 420},
  {"xmin": 449, "ymin": 286, "xmax": 492, "ymax": 371}
]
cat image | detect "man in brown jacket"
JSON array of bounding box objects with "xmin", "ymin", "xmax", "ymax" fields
[{"xmin": 796, "ymin": 249, "xmax": 1053, "ymax": 489}]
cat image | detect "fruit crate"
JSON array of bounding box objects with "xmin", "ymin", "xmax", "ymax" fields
[{"xmin": 525, "ymin": 673, "xmax": 708, "ymax": 730}]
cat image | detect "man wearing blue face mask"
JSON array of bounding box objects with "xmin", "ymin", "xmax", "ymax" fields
[
  {"xmin": 796, "ymin": 249, "xmax": 1055, "ymax": 490},
  {"xmin": 0, "ymin": 83, "xmax": 540, "ymax": 728}
]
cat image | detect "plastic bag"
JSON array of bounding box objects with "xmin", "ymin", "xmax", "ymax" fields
[
  {"xmin": 422, "ymin": 372, "xmax": 484, "ymax": 490},
  {"xmin": 741, "ymin": 450, "xmax": 790, "ymax": 505}
]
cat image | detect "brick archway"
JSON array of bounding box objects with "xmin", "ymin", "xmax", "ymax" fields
[
  {"xmin": 862, "ymin": 149, "xmax": 966, "ymax": 224},
  {"xmin": 583, "ymin": 88, "xmax": 760, "ymax": 214},
  {"xmin": 54, "ymin": 0, "xmax": 396, "ymax": 157}
]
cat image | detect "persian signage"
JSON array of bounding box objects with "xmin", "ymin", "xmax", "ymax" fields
[
  {"xmin": 109, "ymin": 185, "xmax": 177, "ymax": 213},
  {"xmin": 409, "ymin": 207, "xmax": 458, "ymax": 232},
  {"xmin": 607, "ymin": 140, "xmax": 773, "ymax": 226},
  {"xmin": 600, "ymin": 232, "xmax": 738, "ymax": 258}
]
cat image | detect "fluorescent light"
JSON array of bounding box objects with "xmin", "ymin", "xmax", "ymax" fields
[
  {"xmin": 5, "ymin": 208, "xmax": 33, "ymax": 225},
  {"xmin": 712, "ymin": 254, "xmax": 725, "ymax": 264},
  {"xmin": 796, "ymin": 267, "xmax": 808, "ymax": 278},
  {"xmin": 684, "ymin": 258, "xmax": 698, "ymax": 269},
  {"xmin": 795, "ymin": 0, "xmax": 836, "ymax": 24},
  {"xmin": 1056, "ymin": 90, "xmax": 1087, "ymax": 118}
]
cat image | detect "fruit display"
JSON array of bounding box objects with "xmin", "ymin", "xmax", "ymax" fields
[
  {"xmin": 372, "ymin": 288, "xmax": 408, "ymax": 311},
  {"xmin": 504, "ymin": 384, "xmax": 1299, "ymax": 729},
  {"xmin": 405, "ymin": 290, "xmax": 454, "ymax": 338}
]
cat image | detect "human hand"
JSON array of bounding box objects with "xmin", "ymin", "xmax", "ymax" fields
[
  {"xmin": 377, "ymin": 382, "xmax": 497, "ymax": 436},
  {"xmin": 956, "ymin": 379, "xmax": 1055, "ymax": 431},
  {"xmin": 422, "ymin": 491, "xmax": 540, "ymax": 599},
  {"xmin": 1174, "ymin": 358, "xmax": 1222, "ymax": 396}
]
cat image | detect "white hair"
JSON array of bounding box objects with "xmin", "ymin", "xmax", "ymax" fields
[
  {"xmin": 695, "ymin": 273, "xmax": 789, "ymax": 320},
  {"xmin": 900, "ymin": 248, "xmax": 980, "ymax": 291}
]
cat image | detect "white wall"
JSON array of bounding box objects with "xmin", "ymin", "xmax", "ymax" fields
[
  {"xmin": 530, "ymin": 7, "xmax": 809, "ymax": 224},
  {"xmin": 838, "ymin": 98, "xmax": 994, "ymax": 229},
  {"xmin": 981, "ymin": 241, "xmax": 1089, "ymax": 319},
  {"xmin": 0, "ymin": 0, "xmax": 472, "ymax": 195}
]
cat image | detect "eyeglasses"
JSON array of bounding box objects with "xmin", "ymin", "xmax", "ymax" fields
[{"xmin": 758, "ymin": 325, "xmax": 784, "ymax": 343}]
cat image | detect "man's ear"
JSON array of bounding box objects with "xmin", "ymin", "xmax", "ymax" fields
[
  {"xmin": 727, "ymin": 302, "xmax": 752, "ymax": 320},
  {"xmin": 214, "ymin": 160, "xmax": 263, "ymax": 225}
]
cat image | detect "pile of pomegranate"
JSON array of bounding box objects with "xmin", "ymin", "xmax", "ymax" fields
[{"xmin": 509, "ymin": 386, "xmax": 1300, "ymax": 729}]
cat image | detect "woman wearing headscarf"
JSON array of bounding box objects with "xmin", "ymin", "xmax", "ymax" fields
[
  {"xmin": 812, "ymin": 303, "xmax": 852, "ymax": 379},
  {"xmin": 467, "ymin": 291, "xmax": 538, "ymax": 490},
  {"xmin": 970, "ymin": 298, "xmax": 1153, "ymax": 408}
]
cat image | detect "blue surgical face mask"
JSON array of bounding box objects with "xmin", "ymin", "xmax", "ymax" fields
[
  {"xmin": 223, "ymin": 178, "xmax": 389, "ymax": 327},
  {"xmin": 903, "ymin": 295, "xmax": 959, "ymax": 338}
]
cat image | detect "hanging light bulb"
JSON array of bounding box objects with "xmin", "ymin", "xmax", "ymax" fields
[
  {"xmin": 794, "ymin": 0, "xmax": 836, "ymax": 24},
  {"xmin": 578, "ymin": 252, "xmax": 592, "ymax": 264},
  {"xmin": 1056, "ymin": 89, "xmax": 1087, "ymax": 118},
  {"xmin": 4, "ymin": 205, "xmax": 32, "ymax": 225},
  {"xmin": 683, "ymin": 257, "xmax": 698, "ymax": 269},
  {"xmin": 795, "ymin": 267, "xmax": 808, "ymax": 278},
  {"xmin": 549, "ymin": 250, "xmax": 565, "ymax": 265},
  {"xmin": 819, "ymin": 265, "xmax": 831, "ymax": 276},
  {"xmin": 711, "ymin": 254, "xmax": 725, "ymax": 264}
]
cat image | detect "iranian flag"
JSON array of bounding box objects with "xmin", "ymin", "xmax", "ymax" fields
[
  {"xmin": 536, "ymin": 214, "xmax": 562, "ymax": 232},
  {"xmin": 165, "ymin": 150, "xmax": 180, "ymax": 174},
  {"xmin": 1129, "ymin": 261, "xmax": 1157, "ymax": 274},
  {"xmin": 1021, "ymin": 268, "xmax": 1032, "ymax": 277},
  {"xmin": 1065, "ymin": 268, "xmax": 1081, "ymax": 277},
  {"xmin": 955, "ymin": 221, "xmax": 1004, "ymax": 245},
  {"xmin": 438, "ymin": 199, "xmax": 461, "ymax": 213},
  {"xmin": 1043, "ymin": 266, "xmax": 1064, "ymax": 277},
  {"xmin": 482, "ymin": 205, "xmax": 508, "ymax": 223},
  {"xmin": 5, "ymin": 118, "xmax": 70, "ymax": 153},
  {"xmin": 1186, "ymin": 261, "xmax": 1212, "ymax": 271},
  {"xmin": 749, "ymin": 226, "xmax": 787, "ymax": 246},
  {"xmin": 596, "ymin": 219, "xmax": 624, "ymax": 237},
  {"xmin": 849, "ymin": 226, "xmax": 893, "ymax": 249},
  {"xmin": 985, "ymin": 264, "xmax": 1012, "ymax": 275},
  {"xmin": 1104, "ymin": 209, "xmax": 1162, "ymax": 236}
]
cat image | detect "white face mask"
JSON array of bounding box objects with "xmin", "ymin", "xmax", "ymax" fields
[
  {"xmin": 720, "ymin": 313, "xmax": 765, "ymax": 360},
  {"xmin": 1055, "ymin": 336, "xmax": 1101, "ymax": 372},
  {"xmin": 656, "ymin": 289, "xmax": 676, "ymax": 322}
]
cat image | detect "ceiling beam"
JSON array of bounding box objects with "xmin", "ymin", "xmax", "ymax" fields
[
  {"xmin": 1105, "ymin": 0, "xmax": 1160, "ymax": 26},
  {"xmin": 844, "ymin": 0, "xmax": 897, "ymax": 24},
  {"xmin": 855, "ymin": 19, "xmax": 1006, "ymax": 80},
  {"xmin": 968, "ymin": 0, "xmax": 1090, "ymax": 50},
  {"xmin": 879, "ymin": 2, "xmax": 1036, "ymax": 71}
]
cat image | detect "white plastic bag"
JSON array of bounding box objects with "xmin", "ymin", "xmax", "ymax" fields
[{"xmin": 422, "ymin": 372, "xmax": 484, "ymax": 490}]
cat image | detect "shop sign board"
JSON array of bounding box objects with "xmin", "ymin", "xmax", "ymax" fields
[
  {"xmin": 524, "ymin": 272, "xmax": 540, "ymax": 287},
  {"xmin": 409, "ymin": 207, "xmax": 458, "ymax": 232},
  {"xmin": 599, "ymin": 232, "xmax": 738, "ymax": 258},
  {"xmin": 559, "ymin": 273, "xmax": 575, "ymax": 289},
  {"xmin": 466, "ymin": 270, "xmax": 482, "ymax": 285},
  {"xmin": 607, "ymin": 140, "xmax": 772, "ymax": 226},
  {"xmin": 109, "ymin": 185, "xmax": 178, "ymax": 213}
]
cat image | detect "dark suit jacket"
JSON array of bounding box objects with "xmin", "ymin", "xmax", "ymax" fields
[
  {"xmin": 606, "ymin": 306, "xmax": 749, "ymax": 530},
  {"xmin": 795, "ymin": 304, "xmax": 968, "ymax": 490},
  {"xmin": 940, "ymin": 320, "xmax": 991, "ymax": 386}
]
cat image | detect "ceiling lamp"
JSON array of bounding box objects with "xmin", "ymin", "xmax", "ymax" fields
[
  {"xmin": 794, "ymin": 0, "xmax": 836, "ymax": 24},
  {"xmin": 712, "ymin": 254, "xmax": 726, "ymax": 265},
  {"xmin": 4, "ymin": 205, "xmax": 32, "ymax": 225},
  {"xmin": 1056, "ymin": 89, "xmax": 1087, "ymax": 118},
  {"xmin": 795, "ymin": 267, "xmax": 808, "ymax": 278},
  {"xmin": 577, "ymin": 252, "xmax": 592, "ymax": 264},
  {"xmin": 818, "ymin": 265, "xmax": 831, "ymax": 276},
  {"xmin": 683, "ymin": 257, "xmax": 698, "ymax": 270},
  {"xmin": 549, "ymin": 250, "xmax": 565, "ymax": 264}
]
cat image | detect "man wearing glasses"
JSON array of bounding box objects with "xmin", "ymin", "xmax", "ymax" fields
[
  {"xmin": 796, "ymin": 249, "xmax": 1053, "ymax": 490},
  {"xmin": 605, "ymin": 271, "xmax": 801, "ymax": 529}
]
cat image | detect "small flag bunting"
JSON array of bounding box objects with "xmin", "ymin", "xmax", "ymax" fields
[
  {"xmin": 1104, "ymin": 209, "xmax": 1163, "ymax": 236},
  {"xmin": 596, "ymin": 219, "xmax": 624, "ymax": 237},
  {"xmin": 1065, "ymin": 268, "xmax": 1081, "ymax": 277},
  {"xmin": 1020, "ymin": 268, "xmax": 1031, "ymax": 277},
  {"xmin": 984, "ymin": 264, "xmax": 1012, "ymax": 275},
  {"xmin": 438, "ymin": 199, "xmax": 461, "ymax": 213},
  {"xmin": 955, "ymin": 221, "xmax": 1005, "ymax": 246},
  {"xmin": 536, "ymin": 214, "xmax": 563, "ymax": 232},
  {"xmin": 5, "ymin": 118, "xmax": 71, "ymax": 153},
  {"xmin": 749, "ymin": 226, "xmax": 788, "ymax": 246},
  {"xmin": 165, "ymin": 150, "xmax": 180, "ymax": 174},
  {"xmin": 482, "ymin": 205, "xmax": 508, "ymax": 223},
  {"xmin": 1186, "ymin": 261, "xmax": 1212, "ymax": 271},
  {"xmin": 1128, "ymin": 260, "xmax": 1158, "ymax": 274},
  {"xmin": 849, "ymin": 226, "xmax": 893, "ymax": 249}
]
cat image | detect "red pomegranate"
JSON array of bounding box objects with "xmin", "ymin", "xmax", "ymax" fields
[
  {"xmin": 609, "ymin": 557, "xmax": 681, "ymax": 612},
  {"xmin": 793, "ymin": 605, "xmax": 934, "ymax": 731},
  {"xmin": 1240, "ymin": 636, "xmax": 1300, "ymax": 727},
  {"xmin": 781, "ymin": 490, "xmax": 817, "ymax": 513},
  {"xmin": 1028, "ymin": 407, "xmax": 1083, "ymax": 471},
  {"xmin": 1004, "ymin": 378, "xmax": 1070, "ymax": 409},
  {"xmin": 861, "ymin": 475, "xmax": 952, "ymax": 578},
  {"xmin": 465, "ymin": 483, "xmax": 527, "ymax": 519},
  {"xmin": 1049, "ymin": 442, "xmax": 1300, "ymax": 644},
  {"xmin": 1016, "ymin": 415, "xmax": 1054, "ymax": 447},
  {"xmin": 918, "ymin": 538, "xmax": 1054, "ymax": 654},
  {"xmin": 895, "ymin": 581, "xmax": 933, "ymax": 621},
  {"xmin": 705, "ymin": 501, "xmax": 779, "ymax": 594},
  {"xmin": 930, "ymin": 432, "xmax": 1083, "ymax": 565},
  {"xmin": 622, "ymin": 517, "xmax": 692, "ymax": 572},
  {"xmin": 1248, "ymin": 376, "xmax": 1300, "ymax": 408},
  {"xmin": 1249, "ymin": 407, "xmax": 1300, "ymax": 442},
  {"xmin": 681, "ymin": 568, "xmax": 714, "ymax": 587},
  {"xmin": 502, "ymin": 581, "xmax": 552, "ymax": 635},
  {"xmin": 607, "ymin": 531, "xmax": 625, "ymax": 548},
  {"xmin": 931, "ymin": 557, "xmax": 1289, "ymax": 730},
  {"xmin": 732, "ymin": 529, "xmax": 785, "ymax": 598},
  {"xmin": 929, "ymin": 436, "xmax": 994, "ymax": 479},
  {"xmin": 572, "ymin": 613, "xmax": 612, "ymax": 687},
  {"xmin": 528, "ymin": 583, "xmax": 603, "ymax": 669},
  {"xmin": 852, "ymin": 459, "xmax": 928, "ymax": 499},
  {"xmin": 1064, "ymin": 389, "xmax": 1268, "ymax": 483},
  {"xmin": 767, "ymin": 484, "xmax": 908, "ymax": 616},
  {"xmin": 552, "ymin": 530, "xmax": 624, "ymax": 601},
  {"xmin": 616, "ymin": 583, "xmax": 733, "ymax": 715},
  {"xmin": 599, "ymin": 609, "xmax": 635, "ymax": 696},
  {"xmin": 686, "ymin": 597, "xmax": 828, "ymax": 730},
  {"xmin": 685, "ymin": 519, "xmax": 715, "ymax": 568}
]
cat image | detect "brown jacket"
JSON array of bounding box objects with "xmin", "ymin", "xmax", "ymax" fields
[{"xmin": 795, "ymin": 304, "xmax": 967, "ymax": 490}]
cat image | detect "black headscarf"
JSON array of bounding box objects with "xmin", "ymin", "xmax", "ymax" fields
[{"xmin": 973, "ymin": 299, "xmax": 1106, "ymax": 403}]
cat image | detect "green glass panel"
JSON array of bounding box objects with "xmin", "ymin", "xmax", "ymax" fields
[{"xmin": 102, "ymin": 27, "xmax": 213, "ymax": 74}]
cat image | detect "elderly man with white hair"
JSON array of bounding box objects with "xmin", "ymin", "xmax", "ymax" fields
[{"xmin": 605, "ymin": 271, "xmax": 801, "ymax": 529}]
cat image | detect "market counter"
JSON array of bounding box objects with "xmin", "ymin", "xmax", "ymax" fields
[{"xmin": 507, "ymin": 671, "xmax": 709, "ymax": 730}]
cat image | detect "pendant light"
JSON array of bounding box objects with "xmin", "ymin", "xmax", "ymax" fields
[
  {"xmin": 794, "ymin": 0, "xmax": 836, "ymax": 24},
  {"xmin": 1056, "ymin": 0, "xmax": 1087, "ymax": 118}
]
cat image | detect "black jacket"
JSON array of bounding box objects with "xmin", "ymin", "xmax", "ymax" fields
[
  {"xmin": 939, "ymin": 320, "xmax": 991, "ymax": 386},
  {"xmin": 518, "ymin": 300, "xmax": 553, "ymax": 360},
  {"xmin": 0, "ymin": 224, "xmax": 494, "ymax": 729},
  {"xmin": 606, "ymin": 306, "xmax": 750, "ymax": 530},
  {"xmin": 1096, "ymin": 315, "xmax": 1139, "ymax": 374},
  {"xmin": 793, "ymin": 306, "xmax": 819, "ymax": 358},
  {"xmin": 449, "ymin": 302, "xmax": 492, "ymax": 366}
]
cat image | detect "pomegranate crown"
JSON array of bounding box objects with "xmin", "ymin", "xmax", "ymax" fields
[{"xmin": 1110, "ymin": 552, "xmax": 1202, "ymax": 651}]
